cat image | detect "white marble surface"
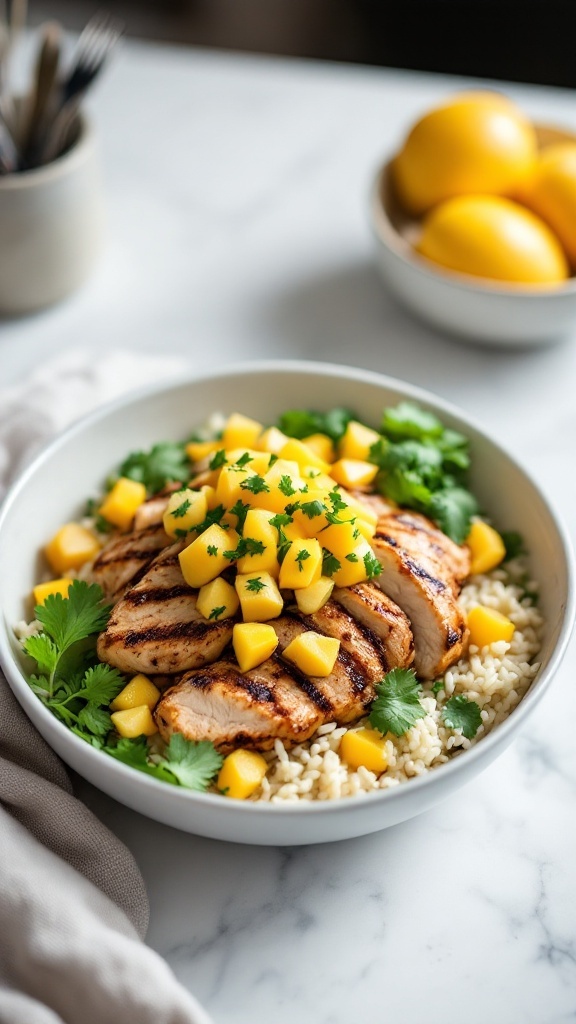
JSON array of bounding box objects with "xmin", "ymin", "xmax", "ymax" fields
[{"xmin": 3, "ymin": 39, "xmax": 576, "ymax": 1024}]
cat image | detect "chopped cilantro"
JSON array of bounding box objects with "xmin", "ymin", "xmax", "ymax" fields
[
  {"xmin": 295, "ymin": 549, "xmax": 310, "ymax": 571},
  {"xmin": 209, "ymin": 449, "xmax": 228, "ymax": 470},
  {"xmin": 194, "ymin": 505, "xmax": 228, "ymax": 534},
  {"xmin": 363, "ymin": 551, "xmax": 382, "ymax": 579},
  {"xmin": 369, "ymin": 668, "xmax": 426, "ymax": 737},
  {"xmin": 442, "ymin": 694, "xmax": 482, "ymax": 739},
  {"xmin": 268, "ymin": 454, "xmax": 279, "ymax": 469},
  {"xmin": 345, "ymin": 553, "xmax": 359, "ymax": 562},
  {"xmin": 162, "ymin": 734, "xmax": 223, "ymax": 790},
  {"xmin": 246, "ymin": 577, "xmax": 265, "ymax": 592},
  {"xmin": 240, "ymin": 475, "xmax": 270, "ymax": 495},
  {"xmin": 278, "ymin": 408, "xmax": 354, "ymax": 442},
  {"xmin": 207, "ymin": 544, "xmax": 218, "ymax": 556},
  {"xmin": 322, "ymin": 549, "xmax": 341, "ymax": 577},
  {"xmin": 235, "ymin": 452, "xmax": 253, "ymax": 468},
  {"xmin": 208, "ymin": 606, "xmax": 227, "ymax": 620},
  {"xmin": 278, "ymin": 475, "xmax": 296, "ymax": 497},
  {"xmin": 171, "ymin": 498, "xmax": 191, "ymax": 519},
  {"xmin": 228, "ymin": 500, "xmax": 250, "ymax": 532},
  {"xmin": 224, "ymin": 537, "xmax": 266, "ymax": 561},
  {"xmin": 501, "ymin": 531, "xmax": 526, "ymax": 562},
  {"xmin": 300, "ymin": 499, "xmax": 325, "ymax": 519},
  {"xmin": 120, "ymin": 443, "xmax": 190, "ymax": 493}
]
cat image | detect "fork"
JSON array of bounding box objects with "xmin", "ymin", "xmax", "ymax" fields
[{"xmin": 42, "ymin": 12, "xmax": 122, "ymax": 163}]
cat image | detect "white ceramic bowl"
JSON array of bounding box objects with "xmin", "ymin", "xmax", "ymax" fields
[
  {"xmin": 0, "ymin": 361, "xmax": 573, "ymax": 845},
  {"xmin": 370, "ymin": 124, "xmax": 576, "ymax": 347}
]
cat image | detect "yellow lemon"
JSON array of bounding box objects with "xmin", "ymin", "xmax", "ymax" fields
[
  {"xmin": 517, "ymin": 142, "xmax": 576, "ymax": 270},
  {"xmin": 416, "ymin": 195, "xmax": 569, "ymax": 285},
  {"xmin": 392, "ymin": 92, "xmax": 537, "ymax": 215}
]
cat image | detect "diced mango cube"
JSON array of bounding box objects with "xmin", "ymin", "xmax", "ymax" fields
[
  {"xmin": 319, "ymin": 521, "xmax": 361, "ymax": 562},
  {"xmin": 197, "ymin": 576, "xmax": 240, "ymax": 621},
  {"xmin": 225, "ymin": 448, "xmax": 271, "ymax": 475},
  {"xmin": 294, "ymin": 576, "xmax": 335, "ymax": 615},
  {"xmin": 110, "ymin": 674, "xmax": 161, "ymax": 712},
  {"xmin": 467, "ymin": 605, "xmax": 515, "ymax": 648},
  {"xmin": 178, "ymin": 524, "xmax": 238, "ymax": 588},
  {"xmin": 291, "ymin": 489, "xmax": 332, "ymax": 537},
  {"xmin": 278, "ymin": 438, "xmax": 330, "ymax": 475},
  {"xmin": 233, "ymin": 621, "xmax": 279, "ymax": 671},
  {"xmin": 237, "ymin": 509, "xmax": 280, "ymax": 576},
  {"xmin": 200, "ymin": 484, "xmax": 219, "ymax": 510},
  {"xmin": 332, "ymin": 539, "xmax": 375, "ymax": 587},
  {"xmin": 45, "ymin": 523, "xmax": 101, "ymax": 574},
  {"xmin": 236, "ymin": 571, "xmax": 284, "ymax": 621},
  {"xmin": 185, "ymin": 439, "xmax": 220, "ymax": 464},
  {"xmin": 222, "ymin": 413, "xmax": 263, "ymax": 450},
  {"xmin": 339, "ymin": 421, "xmax": 381, "ymax": 461},
  {"xmin": 329, "ymin": 459, "xmax": 379, "ymax": 489},
  {"xmin": 33, "ymin": 578, "xmax": 73, "ymax": 606},
  {"xmin": 162, "ymin": 488, "xmax": 207, "ymax": 538},
  {"xmin": 99, "ymin": 477, "xmax": 147, "ymax": 530},
  {"xmin": 111, "ymin": 705, "xmax": 158, "ymax": 738},
  {"xmin": 282, "ymin": 631, "xmax": 340, "ymax": 677},
  {"xmin": 218, "ymin": 748, "xmax": 268, "ymax": 799},
  {"xmin": 302, "ymin": 469, "xmax": 339, "ymax": 491},
  {"xmin": 466, "ymin": 520, "xmax": 507, "ymax": 575},
  {"xmin": 302, "ymin": 433, "xmax": 336, "ymax": 463},
  {"xmin": 338, "ymin": 488, "xmax": 378, "ymax": 527},
  {"xmin": 215, "ymin": 465, "xmax": 256, "ymax": 507},
  {"xmin": 257, "ymin": 426, "xmax": 289, "ymax": 454},
  {"xmin": 340, "ymin": 728, "xmax": 388, "ymax": 773},
  {"xmin": 279, "ymin": 538, "xmax": 322, "ymax": 589}
]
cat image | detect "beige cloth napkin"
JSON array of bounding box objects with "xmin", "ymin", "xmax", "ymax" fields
[{"xmin": 0, "ymin": 350, "xmax": 212, "ymax": 1024}]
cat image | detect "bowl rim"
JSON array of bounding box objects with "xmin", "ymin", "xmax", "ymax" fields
[
  {"xmin": 1, "ymin": 358, "xmax": 574, "ymax": 819},
  {"xmin": 370, "ymin": 158, "xmax": 576, "ymax": 299}
]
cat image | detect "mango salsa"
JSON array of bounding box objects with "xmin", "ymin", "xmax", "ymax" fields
[
  {"xmin": 179, "ymin": 524, "xmax": 238, "ymax": 588},
  {"xmin": 162, "ymin": 488, "xmax": 207, "ymax": 538}
]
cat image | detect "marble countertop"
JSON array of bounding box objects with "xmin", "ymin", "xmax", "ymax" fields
[{"xmin": 3, "ymin": 39, "xmax": 576, "ymax": 1024}]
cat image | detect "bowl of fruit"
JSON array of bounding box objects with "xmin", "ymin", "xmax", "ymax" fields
[{"xmin": 371, "ymin": 91, "xmax": 576, "ymax": 345}]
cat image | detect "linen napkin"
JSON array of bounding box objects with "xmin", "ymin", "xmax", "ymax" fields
[{"xmin": 0, "ymin": 350, "xmax": 212, "ymax": 1024}]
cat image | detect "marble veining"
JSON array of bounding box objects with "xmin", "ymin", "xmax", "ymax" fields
[{"xmin": 4, "ymin": 38, "xmax": 576, "ymax": 1024}]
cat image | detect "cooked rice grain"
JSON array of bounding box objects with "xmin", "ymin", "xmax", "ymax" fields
[{"xmin": 250, "ymin": 566, "xmax": 543, "ymax": 803}]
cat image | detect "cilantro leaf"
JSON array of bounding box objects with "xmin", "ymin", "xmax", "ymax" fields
[
  {"xmin": 75, "ymin": 663, "xmax": 125, "ymax": 705},
  {"xmin": 35, "ymin": 580, "xmax": 111, "ymax": 653},
  {"xmin": 381, "ymin": 402, "xmax": 443, "ymax": 441},
  {"xmin": 228, "ymin": 500, "xmax": 250, "ymax": 532},
  {"xmin": 163, "ymin": 734, "xmax": 223, "ymax": 790},
  {"xmin": 23, "ymin": 634, "xmax": 58, "ymax": 676},
  {"xmin": 224, "ymin": 537, "xmax": 266, "ymax": 561},
  {"xmin": 208, "ymin": 605, "xmax": 227, "ymax": 620},
  {"xmin": 278, "ymin": 408, "xmax": 354, "ymax": 442},
  {"xmin": 120, "ymin": 442, "xmax": 190, "ymax": 493},
  {"xmin": 278, "ymin": 475, "xmax": 297, "ymax": 497},
  {"xmin": 104, "ymin": 737, "xmax": 178, "ymax": 784},
  {"xmin": 78, "ymin": 703, "xmax": 112, "ymax": 738},
  {"xmin": 299, "ymin": 499, "xmax": 325, "ymax": 519},
  {"xmin": 369, "ymin": 668, "xmax": 426, "ymax": 737},
  {"xmin": 295, "ymin": 549, "xmax": 310, "ymax": 571},
  {"xmin": 240, "ymin": 475, "xmax": 270, "ymax": 495},
  {"xmin": 428, "ymin": 488, "xmax": 479, "ymax": 545},
  {"xmin": 442, "ymin": 695, "xmax": 482, "ymax": 739},
  {"xmin": 246, "ymin": 577, "xmax": 265, "ymax": 592},
  {"xmin": 171, "ymin": 498, "xmax": 191, "ymax": 519},
  {"xmin": 209, "ymin": 449, "xmax": 228, "ymax": 470},
  {"xmin": 501, "ymin": 530, "xmax": 526, "ymax": 562},
  {"xmin": 322, "ymin": 549, "xmax": 341, "ymax": 577},
  {"xmin": 363, "ymin": 551, "xmax": 382, "ymax": 579}
]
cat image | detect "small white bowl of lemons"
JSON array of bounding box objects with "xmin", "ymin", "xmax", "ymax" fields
[{"xmin": 371, "ymin": 92, "xmax": 576, "ymax": 346}]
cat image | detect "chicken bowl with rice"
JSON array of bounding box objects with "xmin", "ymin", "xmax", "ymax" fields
[{"xmin": 0, "ymin": 362, "xmax": 572, "ymax": 845}]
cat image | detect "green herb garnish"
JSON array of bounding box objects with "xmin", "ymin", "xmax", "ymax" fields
[
  {"xmin": 208, "ymin": 606, "xmax": 227, "ymax": 620},
  {"xmin": 322, "ymin": 549, "xmax": 341, "ymax": 577},
  {"xmin": 120, "ymin": 442, "xmax": 190, "ymax": 493},
  {"xmin": 295, "ymin": 549, "xmax": 310, "ymax": 571},
  {"xmin": 278, "ymin": 475, "xmax": 297, "ymax": 497},
  {"xmin": 278, "ymin": 408, "xmax": 354, "ymax": 442},
  {"xmin": 240, "ymin": 475, "xmax": 270, "ymax": 495},
  {"xmin": 369, "ymin": 668, "xmax": 426, "ymax": 737},
  {"xmin": 246, "ymin": 577, "xmax": 265, "ymax": 592},
  {"xmin": 442, "ymin": 694, "xmax": 482, "ymax": 739},
  {"xmin": 209, "ymin": 449, "xmax": 228, "ymax": 471}
]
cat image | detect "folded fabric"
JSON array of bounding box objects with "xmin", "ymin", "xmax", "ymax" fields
[{"xmin": 0, "ymin": 350, "xmax": 212, "ymax": 1024}]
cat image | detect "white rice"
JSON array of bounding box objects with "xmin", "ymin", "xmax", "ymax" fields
[{"xmin": 249, "ymin": 561, "xmax": 544, "ymax": 803}]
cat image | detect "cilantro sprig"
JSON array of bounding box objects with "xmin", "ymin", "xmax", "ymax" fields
[
  {"xmin": 442, "ymin": 694, "xmax": 482, "ymax": 739},
  {"xmin": 369, "ymin": 668, "xmax": 426, "ymax": 737},
  {"xmin": 104, "ymin": 734, "xmax": 223, "ymax": 790},
  {"xmin": 278, "ymin": 407, "xmax": 354, "ymax": 442},
  {"xmin": 120, "ymin": 442, "xmax": 190, "ymax": 493}
]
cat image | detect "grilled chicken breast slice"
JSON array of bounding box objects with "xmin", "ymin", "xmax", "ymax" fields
[
  {"xmin": 97, "ymin": 542, "xmax": 234, "ymax": 675},
  {"xmin": 332, "ymin": 582, "xmax": 415, "ymax": 670},
  {"xmin": 371, "ymin": 515, "xmax": 469, "ymax": 679},
  {"xmin": 155, "ymin": 658, "xmax": 325, "ymax": 752},
  {"xmin": 271, "ymin": 614, "xmax": 375, "ymax": 723},
  {"xmin": 90, "ymin": 523, "xmax": 171, "ymax": 602},
  {"xmin": 376, "ymin": 509, "xmax": 470, "ymax": 587}
]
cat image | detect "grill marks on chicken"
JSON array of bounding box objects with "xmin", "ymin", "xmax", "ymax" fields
[
  {"xmin": 90, "ymin": 524, "xmax": 171, "ymax": 602},
  {"xmin": 332, "ymin": 582, "xmax": 415, "ymax": 670},
  {"xmin": 369, "ymin": 509, "xmax": 470, "ymax": 679},
  {"xmin": 155, "ymin": 658, "xmax": 326, "ymax": 752},
  {"xmin": 154, "ymin": 608, "xmax": 394, "ymax": 749},
  {"xmin": 96, "ymin": 543, "xmax": 235, "ymax": 675}
]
